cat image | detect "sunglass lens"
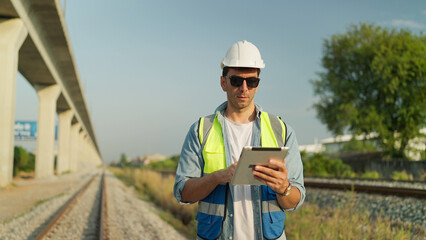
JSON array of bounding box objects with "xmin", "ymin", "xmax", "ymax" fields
[
  {"xmin": 229, "ymin": 76, "xmax": 260, "ymax": 88},
  {"xmin": 246, "ymin": 77, "xmax": 260, "ymax": 88},
  {"xmin": 230, "ymin": 76, "xmax": 244, "ymax": 87}
]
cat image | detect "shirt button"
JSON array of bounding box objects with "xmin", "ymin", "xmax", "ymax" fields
[
  {"xmin": 230, "ymin": 214, "xmax": 233, "ymax": 217},
  {"xmin": 229, "ymin": 237, "xmax": 232, "ymax": 240}
]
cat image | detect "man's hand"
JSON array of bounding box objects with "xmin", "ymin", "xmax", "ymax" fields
[
  {"xmin": 252, "ymin": 158, "xmax": 289, "ymax": 195},
  {"xmin": 214, "ymin": 162, "xmax": 238, "ymax": 184},
  {"xmin": 252, "ymin": 158, "xmax": 301, "ymax": 209},
  {"xmin": 181, "ymin": 162, "xmax": 238, "ymax": 203}
]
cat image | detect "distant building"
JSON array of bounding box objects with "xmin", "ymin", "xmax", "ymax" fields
[
  {"xmin": 299, "ymin": 129, "xmax": 425, "ymax": 161},
  {"xmin": 298, "ymin": 138, "xmax": 324, "ymax": 155},
  {"xmin": 320, "ymin": 132, "xmax": 379, "ymax": 153}
]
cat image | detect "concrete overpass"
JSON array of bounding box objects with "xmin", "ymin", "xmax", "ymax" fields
[{"xmin": 0, "ymin": 0, "xmax": 102, "ymax": 187}]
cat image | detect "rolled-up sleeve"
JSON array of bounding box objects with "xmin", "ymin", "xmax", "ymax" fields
[
  {"xmin": 283, "ymin": 124, "xmax": 305, "ymax": 211},
  {"xmin": 173, "ymin": 121, "xmax": 204, "ymax": 204}
]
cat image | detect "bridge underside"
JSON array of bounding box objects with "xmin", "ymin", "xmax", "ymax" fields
[{"xmin": 0, "ymin": 0, "xmax": 102, "ymax": 186}]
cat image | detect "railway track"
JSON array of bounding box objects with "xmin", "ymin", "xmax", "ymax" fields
[
  {"xmin": 304, "ymin": 177, "xmax": 426, "ymax": 198},
  {"xmin": 34, "ymin": 172, "xmax": 108, "ymax": 240},
  {"xmin": 0, "ymin": 169, "xmax": 186, "ymax": 240}
]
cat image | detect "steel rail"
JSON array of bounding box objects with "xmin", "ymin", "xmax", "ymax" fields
[
  {"xmin": 34, "ymin": 173, "xmax": 104, "ymax": 240},
  {"xmin": 99, "ymin": 172, "xmax": 108, "ymax": 240},
  {"xmin": 304, "ymin": 179, "xmax": 426, "ymax": 199}
]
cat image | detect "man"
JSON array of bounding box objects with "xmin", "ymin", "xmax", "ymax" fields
[{"xmin": 174, "ymin": 40, "xmax": 305, "ymax": 240}]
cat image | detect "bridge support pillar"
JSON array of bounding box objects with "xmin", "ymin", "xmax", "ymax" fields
[
  {"xmin": 57, "ymin": 110, "xmax": 73, "ymax": 174},
  {"xmin": 83, "ymin": 135, "xmax": 93, "ymax": 169},
  {"xmin": 90, "ymin": 145, "xmax": 100, "ymax": 166},
  {"xmin": 91, "ymin": 144, "xmax": 98, "ymax": 165},
  {"xmin": 35, "ymin": 84, "xmax": 61, "ymax": 179},
  {"xmin": 87, "ymin": 141, "xmax": 93, "ymax": 164},
  {"xmin": 0, "ymin": 19, "xmax": 28, "ymax": 187},
  {"xmin": 78, "ymin": 130, "xmax": 86, "ymax": 170},
  {"xmin": 69, "ymin": 122, "xmax": 81, "ymax": 172}
]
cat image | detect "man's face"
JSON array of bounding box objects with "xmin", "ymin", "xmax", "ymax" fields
[{"xmin": 220, "ymin": 68, "xmax": 259, "ymax": 112}]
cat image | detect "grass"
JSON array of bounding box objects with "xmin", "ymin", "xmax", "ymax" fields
[
  {"xmin": 109, "ymin": 167, "xmax": 420, "ymax": 240},
  {"xmin": 361, "ymin": 170, "xmax": 381, "ymax": 179},
  {"xmin": 391, "ymin": 170, "xmax": 414, "ymax": 181},
  {"xmin": 60, "ymin": 170, "xmax": 71, "ymax": 175},
  {"xmin": 108, "ymin": 167, "xmax": 197, "ymax": 238},
  {"xmin": 285, "ymin": 202, "xmax": 417, "ymax": 240}
]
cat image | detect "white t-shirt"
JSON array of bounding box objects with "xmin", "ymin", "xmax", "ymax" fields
[{"xmin": 224, "ymin": 117, "xmax": 255, "ymax": 240}]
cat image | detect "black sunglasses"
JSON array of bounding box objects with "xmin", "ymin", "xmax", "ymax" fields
[{"xmin": 227, "ymin": 76, "xmax": 260, "ymax": 88}]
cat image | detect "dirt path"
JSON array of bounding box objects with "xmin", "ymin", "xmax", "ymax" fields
[{"xmin": 0, "ymin": 171, "xmax": 93, "ymax": 223}]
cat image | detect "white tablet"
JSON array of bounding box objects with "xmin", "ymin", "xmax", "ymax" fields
[{"xmin": 230, "ymin": 146, "xmax": 289, "ymax": 185}]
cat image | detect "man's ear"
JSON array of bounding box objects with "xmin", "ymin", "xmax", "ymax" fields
[{"xmin": 220, "ymin": 76, "xmax": 227, "ymax": 92}]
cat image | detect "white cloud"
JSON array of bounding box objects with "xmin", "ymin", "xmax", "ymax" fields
[{"xmin": 391, "ymin": 19, "xmax": 426, "ymax": 29}]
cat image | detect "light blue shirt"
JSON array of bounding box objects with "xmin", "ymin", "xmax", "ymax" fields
[{"xmin": 174, "ymin": 102, "xmax": 305, "ymax": 240}]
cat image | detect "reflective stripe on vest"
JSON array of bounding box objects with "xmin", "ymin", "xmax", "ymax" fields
[{"xmin": 196, "ymin": 111, "xmax": 287, "ymax": 240}]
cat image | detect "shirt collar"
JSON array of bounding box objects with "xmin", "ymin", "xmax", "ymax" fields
[{"xmin": 215, "ymin": 101, "xmax": 263, "ymax": 119}]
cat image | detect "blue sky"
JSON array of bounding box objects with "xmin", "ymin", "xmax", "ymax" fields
[{"xmin": 15, "ymin": 1, "xmax": 425, "ymax": 163}]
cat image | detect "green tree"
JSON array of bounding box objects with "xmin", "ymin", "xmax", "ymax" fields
[
  {"xmin": 14, "ymin": 146, "xmax": 28, "ymax": 176},
  {"xmin": 119, "ymin": 153, "xmax": 128, "ymax": 167},
  {"xmin": 312, "ymin": 23, "xmax": 426, "ymax": 159},
  {"xmin": 170, "ymin": 154, "xmax": 180, "ymax": 163},
  {"xmin": 13, "ymin": 146, "xmax": 35, "ymax": 175},
  {"xmin": 26, "ymin": 152, "xmax": 35, "ymax": 172}
]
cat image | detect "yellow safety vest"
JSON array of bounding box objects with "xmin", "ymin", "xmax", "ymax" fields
[{"xmin": 196, "ymin": 111, "xmax": 287, "ymax": 240}]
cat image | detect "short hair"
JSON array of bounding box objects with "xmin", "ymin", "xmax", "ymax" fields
[{"xmin": 222, "ymin": 67, "xmax": 261, "ymax": 77}]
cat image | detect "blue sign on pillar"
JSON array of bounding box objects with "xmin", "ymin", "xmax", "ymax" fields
[{"xmin": 14, "ymin": 121, "xmax": 58, "ymax": 140}]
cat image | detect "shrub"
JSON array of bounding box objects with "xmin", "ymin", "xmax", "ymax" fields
[
  {"xmin": 142, "ymin": 155, "xmax": 180, "ymax": 171},
  {"xmin": 391, "ymin": 170, "xmax": 413, "ymax": 181},
  {"xmin": 303, "ymin": 153, "xmax": 354, "ymax": 178},
  {"xmin": 341, "ymin": 170, "xmax": 358, "ymax": 179},
  {"xmin": 361, "ymin": 171, "xmax": 381, "ymax": 179},
  {"xmin": 145, "ymin": 158, "xmax": 179, "ymax": 171}
]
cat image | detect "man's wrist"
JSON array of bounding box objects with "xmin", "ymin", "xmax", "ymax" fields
[{"xmin": 277, "ymin": 183, "xmax": 292, "ymax": 196}]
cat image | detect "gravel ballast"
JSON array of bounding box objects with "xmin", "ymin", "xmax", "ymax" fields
[{"xmin": 0, "ymin": 170, "xmax": 186, "ymax": 240}]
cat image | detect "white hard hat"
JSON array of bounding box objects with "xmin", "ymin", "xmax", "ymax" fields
[{"xmin": 221, "ymin": 40, "xmax": 265, "ymax": 69}]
